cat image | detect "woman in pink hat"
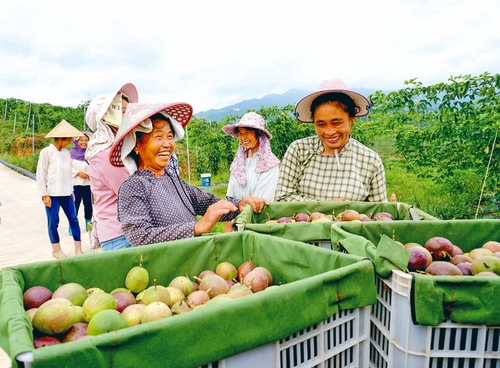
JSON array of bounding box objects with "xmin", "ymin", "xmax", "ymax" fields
[
  {"xmin": 275, "ymin": 79, "xmax": 387, "ymax": 202},
  {"xmin": 85, "ymin": 83, "xmax": 138, "ymax": 251},
  {"xmin": 222, "ymin": 112, "xmax": 280, "ymax": 231},
  {"xmin": 110, "ymin": 103, "xmax": 269, "ymax": 246}
]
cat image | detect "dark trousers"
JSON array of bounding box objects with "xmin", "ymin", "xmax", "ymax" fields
[{"xmin": 73, "ymin": 185, "xmax": 93, "ymax": 221}]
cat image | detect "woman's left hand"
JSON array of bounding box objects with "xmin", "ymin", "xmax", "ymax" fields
[{"xmin": 238, "ymin": 196, "xmax": 269, "ymax": 213}]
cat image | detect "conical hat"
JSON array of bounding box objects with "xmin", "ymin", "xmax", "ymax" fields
[{"xmin": 45, "ymin": 120, "xmax": 84, "ymax": 138}]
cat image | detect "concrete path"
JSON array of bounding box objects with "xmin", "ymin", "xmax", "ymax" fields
[{"xmin": 0, "ymin": 162, "xmax": 95, "ymax": 367}]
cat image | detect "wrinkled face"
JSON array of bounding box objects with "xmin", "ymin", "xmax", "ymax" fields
[
  {"xmin": 237, "ymin": 127, "xmax": 259, "ymax": 152},
  {"xmin": 136, "ymin": 119, "xmax": 175, "ymax": 176},
  {"xmin": 313, "ymin": 101, "xmax": 354, "ymax": 155},
  {"xmin": 77, "ymin": 135, "xmax": 89, "ymax": 149}
]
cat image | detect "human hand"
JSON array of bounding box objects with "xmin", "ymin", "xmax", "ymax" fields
[
  {"xmin": 42, "ymin": 195, "xmax": 51, "ymax": 207},
  {"xmin": 238, "ymin": 196, "xmax": 269, "ymax": 213},
  {"xmin": 329, "ymin": 197, "xmax": 346, "ymax": 202},
  {"xmin": 77, "ymin": 172, "xmax": 89, "ymax": 179},
  {"xmin": 194, "ymin": 200, "xmax": 238, "ymax": 236}
]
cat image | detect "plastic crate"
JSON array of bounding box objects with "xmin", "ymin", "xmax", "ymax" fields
[
  {"xmin": 369, "ymin": 270, "xmax": 500, "ymax": 368},
  {"xmin": 195, "ymin": 306, "xmax": 370, "ymax": 368},
  {"xmin": 1, "ymin": 231, "xmax": 376, "ymax": 368},
  {"xmin": 16, "ymin": 307, "xmax": 371, "ymax": 368}
]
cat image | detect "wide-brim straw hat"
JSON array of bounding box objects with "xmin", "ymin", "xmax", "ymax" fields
[
  {"xmin": 85, "ymin": 83, "xmax": 139, "ymax": 130},
  {"xmin": 222, "ymin": 112, "xmax": 272, "ymax": 139},
  {"xmin": 109, "ymin": 102, "xmax": 193, "ymax": 167},
  {"xmin": 294, "ymin": 79, "xmax": 371, "ymax": 122},
  {"xmin": 45, "ymin": 120, "xmax": 84, "ymax": 138}
]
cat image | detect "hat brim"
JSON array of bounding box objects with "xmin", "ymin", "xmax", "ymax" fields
[
  {"xmin": 109, "ymin": 102, "xmax": 193, "ymax": 167},
  {"xmin": 96, "ymin": 83, "xmax": 139, "ymax": 122},
  {"xmin": 222, "ymin": 124, "xmax": 272, "ymax": 140},
  {"xmin": 294, "ymin": 90, "xmax": 371, "ymax": 122}
]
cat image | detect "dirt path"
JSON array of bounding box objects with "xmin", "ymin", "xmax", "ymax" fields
[{"xmin": 0, "ymin": 162, "xmax": 95, "ymax": 367}]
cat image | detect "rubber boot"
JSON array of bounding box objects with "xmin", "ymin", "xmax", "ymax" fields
[
  {"xmin": 52, "ymin": 243, "xmax": 67, "ymax": 259},
  {"xmin": 74, "ymin": 241, "xmax": 84, "ymax": 256}
]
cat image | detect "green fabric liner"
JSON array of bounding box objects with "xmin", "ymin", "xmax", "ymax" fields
[
  {"xmin": 335, "ymin": 219, "xmax": 500, "ymax": 326},
  {"xmin": 331, "ymin": 225, "xmax": 411, "ymax": 277},
  {"xmin": 0, "ymin": 231, "xmax": 376, "ymax": 368},
  {"xmin": 232, "ymin": 201, "xmax": 438, "ymax": 243}
]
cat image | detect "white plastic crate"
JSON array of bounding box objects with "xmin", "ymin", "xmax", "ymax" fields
[
  {"xmin": 203, "ymin": 306, "xmax": 370, "ymax": 368},
  {"xmin": 369, "ymin": 270, "xmax": 500, "ymax": 368},
  {"xmin": 16, "ymin": 307, "xmax": 370, "ymax": 368}
]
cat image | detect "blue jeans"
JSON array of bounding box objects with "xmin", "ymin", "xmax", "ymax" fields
[
  {"xmin": 45, "ymin": 196, "xmax": 81, "ymax": 243},
  {"xmin": 100, "ymin": 235, "xmax": 132, "ymax": 251}
]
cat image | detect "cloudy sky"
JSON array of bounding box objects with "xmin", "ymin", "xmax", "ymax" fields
[{"xmin": 0, "ymin": 0, "xmax": 498, "ymax": 113}]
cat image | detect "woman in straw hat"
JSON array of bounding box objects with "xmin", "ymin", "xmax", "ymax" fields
[
  {"xmin": 275, "ymin": 79, "xmax": 387, "ymax": 202},
  {"xmin": 36, "ymin": 120, "xmax": 85, "ymax": 259},
  {"xmin": 84, "ymin": 83, "xmax": 138, "ymax": 251},
  {"xmin": 221, "ymin": 112, "xmax": 280, "ymax": 231},
  {"xmin": 110, "ymin": 102, "xmax": 269, "ymax": 246}
]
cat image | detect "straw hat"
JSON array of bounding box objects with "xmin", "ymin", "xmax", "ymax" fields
[
  {"xmin": 109, "ymin": 102, "xmax": 193, "ymax": 168},
  {"xmin": 44, "ymin": 120, "xmax": 84, "ymax": 138},
  {"xmin": 294, "ymin": 79, "xmax": 371, "ymax": 122},
  {"xmin": 222, "ymin": 112, "xmax": 272, "ymax": 139}
]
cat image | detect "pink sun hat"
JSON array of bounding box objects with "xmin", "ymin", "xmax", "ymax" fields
[
  {"xmin": 109, "ymin": 102, "xmax": 193, "ymax": 169},
  {"xmin": 222, "ymin": 112, "xmax": 272, "ymax": 139},
  {"xmin": 294, "ymin": 79, "xmax": 371, "ymax": 122}
]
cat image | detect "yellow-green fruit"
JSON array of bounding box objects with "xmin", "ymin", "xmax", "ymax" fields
[
  {"xmin": 87, "ymin": 309, "xmax": 129, "ymax": 335},
  {"xmin": 125, "ymin": 256, "xmax": 149, "ymax": 293},
  {"xmin": 471, "ymin": 255, "xmax": 500, "ymax": 276},
  {"xmin": 82, "ymin": 292, "xmax": 117, "ymax": 323}
]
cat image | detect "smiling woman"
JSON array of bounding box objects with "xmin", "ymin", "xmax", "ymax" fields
[
  {"xmin": 275, "ymin": 79, "xmax": 387, "ymax": 203},
  {"xmin": 109, "ymin": 102, "xmax": 269, "ymax": 247}
]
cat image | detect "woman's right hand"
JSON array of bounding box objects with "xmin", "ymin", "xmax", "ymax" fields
[
  {"xmin": 42, "ymin": 195, "xmax": 51, "ymax": 208},
  {"xmin": 194, "ymin": 200, "xmax": 238, "ymax": 236}
]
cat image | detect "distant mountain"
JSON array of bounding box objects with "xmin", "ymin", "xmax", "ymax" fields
[{"xmin": 194, "ymin": 87, "xmax": 378, "ymax": 121}]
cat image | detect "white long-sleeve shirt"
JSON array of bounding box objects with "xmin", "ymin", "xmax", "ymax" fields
[
  {"xmin": 36, "ymin": 144, "xmax": 73, "ymax": 197},
  {"xmin": 226, "ymin": 153, "xmax": 280, "ymax": 202},
  {"xmin": 71, "ymin": 159, "xmax": 90, "ymax": 186}
]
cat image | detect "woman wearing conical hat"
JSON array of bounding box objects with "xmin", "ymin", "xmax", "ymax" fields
[{"xmin": 36, "ymin": 120, "xmax": 85, "ymax": 259}]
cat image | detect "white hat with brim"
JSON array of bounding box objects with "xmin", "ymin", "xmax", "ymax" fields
[
  {"xmin": 109, "ymin": 102, "xmax": 193, "ymax": 169},
  {"xmin": 222, "ymin": 112, "xmax": 272, "ymax": 139},
  {"xmin": 85, "ymin": 83, "xmax": 139, "ymax": 130},
  {"xmin": 45, "ymin": 120, "xmax": 84, "ymax": 138},
  {"xmin": 294, "ymin": 79, "xmax": 371, "ymax": 122}
]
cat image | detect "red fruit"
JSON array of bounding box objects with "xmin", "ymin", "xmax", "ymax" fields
[
  {"xmin": 277, "ymin": 217, "xmax": 292, "ymax": 223},
  {"xmin": 450, "ymin": 245, "xmax": 464, "ymax": 257},
  {"xmin": 407, "ymin": 247, "xmax": 431, "ymax": 271},
  {"xmin": 34, "ymin": 336, "xmax": 61, "ymax": 348},
  {"xmin": 425, "ymin": 237, "xmax": 454, "ymax": 261},
  {"xmin": 237, "ymin": 261, "xmax": 257, "ymax": 282},
  {"xmin": 253, "ymin": 266, "xmax": 273, "ymax": 285},
  {"xmin": 456, "ymin": 262, "xmax": 472, "ymax": 276},
  {"xmin": 294, "ymin": 213, "xmax": 310, "ymax": 222},
  {"xmin": 425, "ymin": 261, "xmax": 463, "ymax": 276},
  {"xmin": 372, "ymin": 212, "xmax": 395, "ymax": 221},
  {"xmin": 23, "ymin": 286, "xmax": 53, "ymax": 310},
  {"xmin": 62, "ymin": 323, "xmax": 88, "ymax": 342},
  {"xmin": 243, "ymin": 270, "xmax": 269, "ymax": 292}
]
